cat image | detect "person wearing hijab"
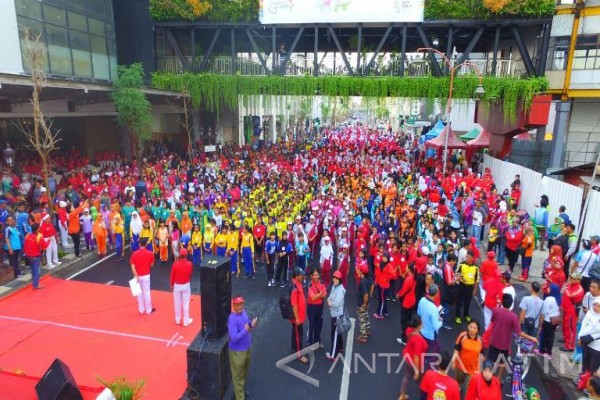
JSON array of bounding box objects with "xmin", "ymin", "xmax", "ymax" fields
[
  {"xmin": 129, "ymin": 211, "xmax": 143, "ymax": 252},
  {"xmin": 537, "ymin": 283, "xmax": 561, "ymax": 359},
  {"xmin": 579, "ymin": 298, "xmax": 600, "ymax": 374}
]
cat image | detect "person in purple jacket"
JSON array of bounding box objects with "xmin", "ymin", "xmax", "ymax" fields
[{"xmin": 228, "ymin": 296, "xmax": 258, "ymax": 400}]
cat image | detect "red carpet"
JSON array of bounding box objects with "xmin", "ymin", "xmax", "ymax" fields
[{"xmin": 0, "ymin": 277, "xmax": 202, "ymax": 399}]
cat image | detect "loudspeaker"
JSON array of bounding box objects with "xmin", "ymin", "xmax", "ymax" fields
[
  {"xmin": 185, "ymin": 333, "xmax": 231, "ymax": 400},
  {"xmin": 35, "ymin": 358, "xmax": 83, "ymax": 400},
  {"xmin": 199, "ymin": 255, "xmax": 231, "ymax": 340}
]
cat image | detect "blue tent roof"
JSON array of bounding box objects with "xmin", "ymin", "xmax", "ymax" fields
[{"xmin": 424, "ymin": 120, "xmax": 446, "ymax": 140}]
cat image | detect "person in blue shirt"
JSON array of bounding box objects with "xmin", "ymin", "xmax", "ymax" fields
[
  {"xmin": 295, "ymin": 234, "xmax": 310, "ymax": 273},
  {"xmin": 265, "ymin": 232, "xmax": 278, "ymax": 287},
  {"xmin": 417, "ymin": 284, "xmax": 443, "ymax": 371},
  {"xmin": 533, "ymin": 202, "xmax": 549, "ymax": 251},
  {"xmin": 5, "ymin": 216, "xmax": 23, "ymax": 278}
]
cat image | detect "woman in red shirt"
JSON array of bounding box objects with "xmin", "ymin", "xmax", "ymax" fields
[
  {"xmin": 373, "ymin": 252, "xmax": 394, "ymax": 320},
  {"xmin": 465, "ymin": 360, "xmax": 502, "ymax": 400},
  {"xmin": 397, "ymin": 264, "xmax": 417, "ymax": 343},
  {"xmin": 398, "ymin": 315, "xmax": 428, "ymax": 400}
]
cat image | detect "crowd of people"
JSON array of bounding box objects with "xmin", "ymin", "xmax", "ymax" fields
[{"xmin": 3, "ymin": 125, "xmax": 600, "ymax": 400}]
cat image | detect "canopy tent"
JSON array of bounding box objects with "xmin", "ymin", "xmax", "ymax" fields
[
  {"xmin": 460, "ymin": 127, "xmax": 481, "ymax": 141},
  {"xmin": 467, "ymin": 129, "xmax": 490, "ymax": 148},
  {"xmin": 425, "ymin": 125, "xmax": 469, "ymax": 149},
  {"xmin": 424, "ymin": 120, "xmax": 446, "ymax": 140}
]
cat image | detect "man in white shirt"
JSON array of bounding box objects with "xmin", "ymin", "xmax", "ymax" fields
[{"xmin": 501, "ymin": 271, "xmax": 516, "ymax": 310}]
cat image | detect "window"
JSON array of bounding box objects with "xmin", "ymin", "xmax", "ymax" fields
[
  {"xmin": 15, "ymin": 0, "xmax": 116, "ymax": 81},
  {"xmin": 68, "ymin": 11, "xmax": 87, "ymax": 32},
  {"xmin": 572, "ymin": 35, "xmax": 600, "ymax": 70}
]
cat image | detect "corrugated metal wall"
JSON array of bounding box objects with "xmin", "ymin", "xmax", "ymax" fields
[
  {"xmin": 483, "ymin": 155, "xmax": 584, "ymax": 228},
  {"xmin": 582, "ymin": 190, "xmax": 600, "ymax": 239}
]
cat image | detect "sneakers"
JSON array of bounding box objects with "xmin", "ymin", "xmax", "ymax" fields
[
  {"xmin": 372, "ymin": 313, "xmax": 384, "ymax": 320},
  {"xmin": 325, "ymin": 352, "xmax": 335, "ymax": 361},
  {"xmin": 267, "ymin": 281, "xmax": 272, "ymax": 287},
  {"xmin": 55, "ymin": 261, "xmax": 62, "ymax": 266},
  {"xmin": 559, "ymin": 346, "xmax": 574, "ymax": 352},
  {"xmin": 184, "ymin": 318, "xmax": 194, "ymax": 327},
  {"xmin": 279, "ymin": 281, "xmax": 287, "ymax": 288},
  {"xmin": 396, "ymin": 338, "xmax": 406, "ymax": 345},
  {"xmin": 455, "ymin": 317, "xmax": 462, "ymax": 324},
  {"xmin": 47, "ymin": 264, "xmax": 56, "ymax": 269},
  {"xmin": 443, "ymin": 324, "xmax": 452, "ymax": 330},
  {"xmin": 465, "ymin": 316, "xmax": 472, "ymax": 323}
]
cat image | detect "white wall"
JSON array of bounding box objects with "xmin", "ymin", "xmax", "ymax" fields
[{"xmin": 0, "ymin": 0, "xmax": 24, "ymax": 74}]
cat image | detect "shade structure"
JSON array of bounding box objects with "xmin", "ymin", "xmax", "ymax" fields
[
  {"xmin": 466, "ymin": 129, "xmax": 490, "ymax": 149},
  {"xmin": 460, "ymin": 127, "xmax": 481, "ymax": 141},
  {"xmin": 425, "ymin": 125, "xmax": 469, "ymax": 149},
  {"xmin": 424, "ymin": 120, "xmax": 446, "ymax": 140}
]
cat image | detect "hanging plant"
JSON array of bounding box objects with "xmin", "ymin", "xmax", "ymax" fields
[{"xmin": 151, "ymin": 73, "xmax": 548, "ymax": 121}]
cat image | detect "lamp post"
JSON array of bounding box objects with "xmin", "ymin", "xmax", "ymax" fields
[
  {"xmin": 2, "ymin": 143, "xmax": 15, "ymax": 168},
  {"xmin": 417, "ymin": 48, "xmax": 485, "ymax": 174}
]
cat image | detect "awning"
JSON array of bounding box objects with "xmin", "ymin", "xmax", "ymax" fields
[
  {"xmin": 424, "ymin": 120, "xmax": 446, "ymax": 140},
  {"xmin": 467, "ymin": 129, "xmax": 490, "ymax": 149},
  {"xmin": 460, "ymin": 127, "xmax": 480, "ymax": 141},
  {"xmin": 425, "ymin": 125, "xmax": 469, "ymax": 149}
]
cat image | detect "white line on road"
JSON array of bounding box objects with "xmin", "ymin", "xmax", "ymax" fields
[
  {"xmin": 339, "ymin": 318, "xmax": 356, "ymax": 400},
  {"xmin": 105, "ymin": 280, "xmax": 114, "ymax": 285},
  {"xmin": 66, "ymin": 252, "xmax": 116, "ymax": 280},
  {"xmin": 0, "ymin": 315, "xmax": 190, "ymax": 347}
]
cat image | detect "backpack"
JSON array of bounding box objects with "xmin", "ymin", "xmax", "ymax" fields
[
  {"xmin": 279, "ymin": 285, "xmax": 296, "ymax": 320},
  {"xmin": 589, "ymin": 258, "xmax": 600, "ymax": 281}
]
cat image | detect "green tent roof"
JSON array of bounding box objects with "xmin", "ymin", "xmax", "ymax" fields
[{"xmin": 460, "ymin": 127, "xmax": 480, "ymax": 140}]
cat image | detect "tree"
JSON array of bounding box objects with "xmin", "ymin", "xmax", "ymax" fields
[
  {"xmin": 112, "ymin": 63, "xmax": 153, "ymax": 163},
  {"xmin": 178, "ymin": 89, "xmax": 194, "ymax": 162},
  {"xmin": 16, "ymin": 28, "xmax": 60, "ymax": 212}
]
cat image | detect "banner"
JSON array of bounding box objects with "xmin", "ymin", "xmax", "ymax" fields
[{"xmin": 259, "ymin": 0, "xmax": 424, "ymax": 24}]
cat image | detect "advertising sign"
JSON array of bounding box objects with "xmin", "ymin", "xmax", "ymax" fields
[{"xmin": 259, "ymin": 0, "xmax": 425, "ymax": 24}]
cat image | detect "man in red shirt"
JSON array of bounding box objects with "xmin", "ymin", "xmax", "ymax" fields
[
  {"xmin": 420, "ymin": 352, "xmax": 460, "ymax": 400},
  {"xmin": 290, "ymin": 267, "xmax": 308, "ymax": 364},
  {"xmin": 170, "ymin": 248, "xmax": 193, "ymax": 327},
  {"xmin": 130, "ymin": 237, "xmax": 156, "ymax": 315}
]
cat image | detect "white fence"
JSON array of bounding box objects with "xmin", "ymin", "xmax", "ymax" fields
[
  {"xmin": 483, "ymin": 155, "xmax": 585, "ymax": 228},
  {"xmin": 582, "ymin": 190, "xmax": 600, "ymax": 239}
]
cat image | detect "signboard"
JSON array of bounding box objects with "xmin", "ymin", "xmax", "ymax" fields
[
  {"xmin": 259, "ymin": 0, "xmax": 424, "ymax": 24},
  {"xmin": 204, "ymin": 145, "xmax": 217, "ymax": 153}
]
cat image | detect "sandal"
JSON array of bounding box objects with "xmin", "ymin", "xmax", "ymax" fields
[
  {"xmin": 356, "ymin": 335, "xmax": 368, "ymax": 343},
  {"xmin": 298, "ymin": 356, "xmax": 309, "ymax": 364}
]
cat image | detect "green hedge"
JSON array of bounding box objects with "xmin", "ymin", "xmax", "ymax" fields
[
  {"xmin": 150, "ymin": 0, "xmax": 554, "ymax": 21},
  {"xmin": 151, "ymin": 72, "xmax": 548, "ymax": 120},
  {"xmin": 424, "ymin": 0, "xmax": 555, "ymax": 20}
]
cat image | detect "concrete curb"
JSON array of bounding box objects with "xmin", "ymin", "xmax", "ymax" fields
[{"xmin": 530, "ymin": 350, "xmax": 581, "ymax": 400}]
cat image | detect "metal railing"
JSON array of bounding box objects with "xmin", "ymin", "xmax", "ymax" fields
[{"xmin": 156, "ymin": 55, "xmax": 528, "ymax": 78}]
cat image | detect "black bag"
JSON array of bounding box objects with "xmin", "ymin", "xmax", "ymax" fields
[
  {"xmin": 589, "ymin": 259, "xmax": 600, "ymax": 281},
  {"xmin": 336, "ymin": 308, "xmax": 351, "ymax": 334},
  {"xmin": 524, "ymin": 304, "xmax": 542, "ymax": 331},
  {"xmin": 279, "ymin": 285, "xmax": 295, "ymax": 320},
  {"xmin": 580, "ymin": 334, "xmax": 595, "ymax": 346}
]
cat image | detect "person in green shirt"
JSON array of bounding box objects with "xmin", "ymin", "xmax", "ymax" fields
[{"xmin": 122, "ymin": 200, "xmax": 135, "ymax": 240}]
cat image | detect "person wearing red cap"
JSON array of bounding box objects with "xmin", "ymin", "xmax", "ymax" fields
[
  {"xmin": 170, "ymin": 248, "xmax": 193, "ymax": 326},
  {"xmin": 39, "ymin": 212, "xmax": 60, "ymax": 269},
  {"xmin": 356, "ymin": 262, "xmax": 374, "ymax": 343},
  {"xmin": 228, "ymin": 296, "xmax": 257, "ymax": 400},
  {"xmin": 326, "ymin": 270, "xmax": 346, "ymax": 360}
]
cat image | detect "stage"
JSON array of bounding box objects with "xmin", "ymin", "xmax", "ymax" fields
[{"xmin": 0, "ymin": 276, "xmax": 201, "ymax": 399}]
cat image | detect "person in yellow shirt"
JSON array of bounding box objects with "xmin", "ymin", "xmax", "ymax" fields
[
  {"xmin": 112, "ymin": 214, "xmax": 125, "ymax": 262},
  {"xmin": 276, "ymin": 215, "xmax": 287, "ymax": 240},
  {"xmin": 228, "ymin": 226, "xmax": 240, "ymax": 276},
  {"xmin": 191, "ymin": 224, "xmax": 202, "ymax": 268},
  {"xmin": 203, "ymin": 222, "xmax": 214, "ymax": 254},
  {"xmin": 240, "ymin": 227, "xmax": 255, "ymax": 279},
  {"xmin": 140, "ymin": 217, "xmax": 155, "ymax": 252},
  {"xmin": 215, "ymin": 225, "xmax": 229, "ymax": 257}
]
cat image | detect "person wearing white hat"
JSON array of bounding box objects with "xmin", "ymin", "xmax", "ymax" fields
[{"xmin": 40, "ymin": 212, "xmax": 61, "ymax": 269}]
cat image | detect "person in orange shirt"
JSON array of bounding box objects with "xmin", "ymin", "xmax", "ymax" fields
[
  {"xmin": 92, "ymin": 214, "xmax": 108, "ymax": 257},
  {"xmin": 180, "ymin": 212, "xmax": 192, "ymax": 237},
  {"xmin": 156, "ymin": 220, "xmax": 170, "ymax": 266},
  {"xmin": 519, "ymin": 226, "xmax": 535, "ymax": 281},
  {"xmin": 67, "ymin": 200, "xmax": 88, "ymax": 257},
  {"xmin": 453, "ymin": 320, "xmax": 484, "ymax": 394}
]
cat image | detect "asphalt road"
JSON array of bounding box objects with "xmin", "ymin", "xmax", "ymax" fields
[{"xmin": 70, "ymin": 250, "xmax": 551, "ymax": 400}]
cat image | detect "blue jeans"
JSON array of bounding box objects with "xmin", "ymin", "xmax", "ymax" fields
[
  {"xmin": 471, "ymin": 225, "xmax": 482, "ymax": 245},
  {"xmin": 496, "ymin": 240, "xmax": 506, "ymax": 264},
  {"xmin": 29, "ymin": 256, "xmax": 41, "ymax": 288}
]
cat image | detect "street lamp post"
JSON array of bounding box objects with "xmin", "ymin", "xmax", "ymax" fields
[
  {"xmin": 2, "ymin": 143, "xmax": 15, "ymax": 168},
  {"xmin": 417, "ymin": 48, "xmax": 485, "ymax": 174}
]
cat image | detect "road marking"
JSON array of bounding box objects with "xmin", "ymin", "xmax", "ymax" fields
[
  {"xmin": 105, "ymin": 280, "xmax": 114, "ymax": 285},
  {"xmin": 339, "ymin": 318, "xmax": 356, "ymax": 400},
  {"xmin": 0, "ymin": 315, "xmax": 190, "ymax": 347},
  {"xmin": 66, "ymin": 252, "xmax": 116, "ymax": 280}
]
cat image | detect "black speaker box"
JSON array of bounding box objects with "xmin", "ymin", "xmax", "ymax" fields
[
  {"xmin": 35, "ymin": 358, "xmax": 83, "ymax": 400},
  {"xmin": 185, "ymin": 333, "xmax": 231, "ymax": 400},
  {"xmin": 199, "ymin": 255, "xmax": 232, "ymax": 340}
]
